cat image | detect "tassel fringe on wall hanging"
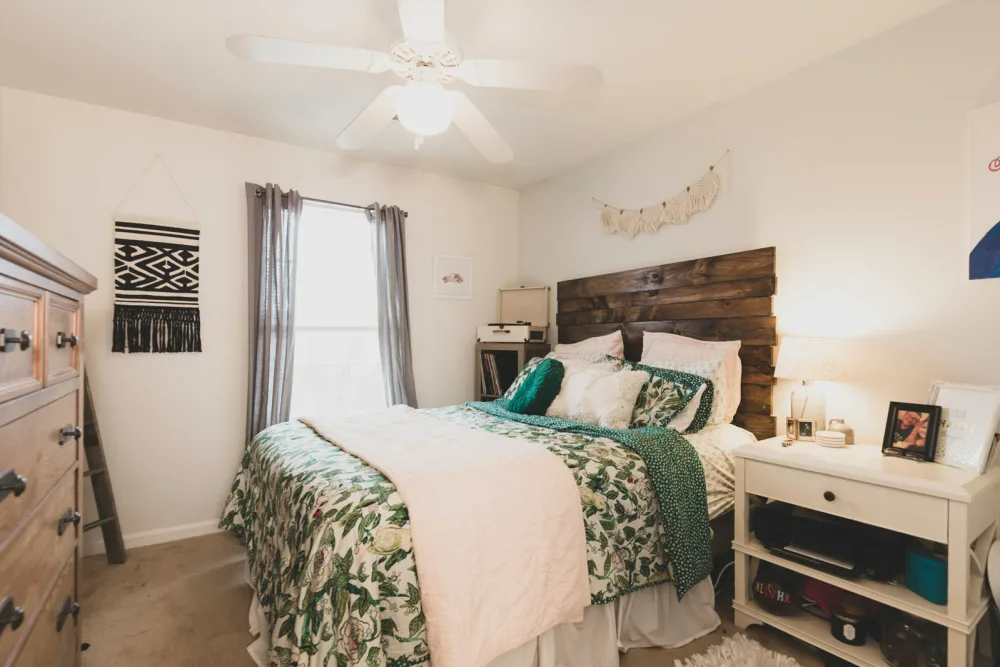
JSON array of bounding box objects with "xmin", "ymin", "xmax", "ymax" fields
[{"xmin": 594, "ymin": 149, "xmax": 729, "ymax": 238}]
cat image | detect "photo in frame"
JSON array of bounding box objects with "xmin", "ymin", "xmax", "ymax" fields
[
  {"xmin": 797, "ymin": 419, "xmax": 815, "ymax": 441},
  {"xmin": 929, "ymin": 381, "xmax": 1000, "ymax": 472},
  {"xmin": 882, "ymin": 402, "xmax": 942, "ymax": 462},
  {"xmin": 785, "ymin": 417, "xmax": 797, "ymax": 440},
  {"xmin": 433, "ymin": 255, "xmax": 473, "ymax": 299}
]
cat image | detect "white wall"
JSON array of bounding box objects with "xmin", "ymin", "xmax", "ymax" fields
[
  {"xmin": 520, "ymin": 0, "xmax": 1000, "ymax": 446},
  {"xmin": 0, "ymin": 87, "xmax": 519, "ymax": 553}
]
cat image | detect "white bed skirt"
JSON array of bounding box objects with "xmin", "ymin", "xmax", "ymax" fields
[{"xmin": 245, "ymin": 568, "xmax": 719, "ymax": 667}]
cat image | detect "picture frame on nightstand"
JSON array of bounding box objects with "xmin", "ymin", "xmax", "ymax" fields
[
  {"xmin": 929, "ymin": 381, "xmax": 1000, "ymax": 473},
  {"xmin": 797, "ymin": 419, "xmax": 816, "ymax": 441},
  {"xmin": 785, "ymin": 417, "xmax": 797, "ymax": 440},
  {"xmin": 881, "ymin": 401, "xmax": 942, "ymax": 462}
]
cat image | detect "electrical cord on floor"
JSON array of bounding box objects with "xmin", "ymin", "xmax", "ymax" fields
[{"xmin": 713, "ymin": 559, "xmax": 735, "ymax": 592}]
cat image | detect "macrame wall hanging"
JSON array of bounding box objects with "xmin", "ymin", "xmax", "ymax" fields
[
  {"xmin": 594, "ymin": 149, "xmax": 730, "ymax": 238},
  {"xmin": 112, "ymin": 155, "xmax": 202, "ymax": 353}
]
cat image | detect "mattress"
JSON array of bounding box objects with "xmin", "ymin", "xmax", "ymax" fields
[{"xmin": 220, "ymin": 406, "xmax": 753, "ymax": 667}]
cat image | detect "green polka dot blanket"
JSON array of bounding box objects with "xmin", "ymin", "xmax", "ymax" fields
[{"xmin": 466, "ymin": 400, "xmax": 713, "ymax": 600}]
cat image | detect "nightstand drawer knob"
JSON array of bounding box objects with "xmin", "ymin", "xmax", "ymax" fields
[{"xmin": 823, "ymin": 491, "xmax": 836, "ymax": 502}]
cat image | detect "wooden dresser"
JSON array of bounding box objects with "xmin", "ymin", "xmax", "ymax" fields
[{"xmin": 0, "ymin": 214, "xmax": 97, "ymax": 666}]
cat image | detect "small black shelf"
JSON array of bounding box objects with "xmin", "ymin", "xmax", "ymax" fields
[{"xmin": 475, "ymin": 342, "xmax": 550, "ymax": 400}]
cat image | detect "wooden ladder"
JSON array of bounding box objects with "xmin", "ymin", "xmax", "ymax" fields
[{"xmin": 82, "ymin": 374, "xmax": 126, "ymax": 564}]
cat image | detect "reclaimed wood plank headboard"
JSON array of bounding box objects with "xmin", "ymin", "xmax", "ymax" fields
[{"xmin": 556, "ymin": 247, "xmax": 777, "ymax": 440}]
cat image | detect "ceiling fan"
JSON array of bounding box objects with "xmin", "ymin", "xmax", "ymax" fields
[{"xmin": 227, "ymin": 0, "xmax": 601, "ymax": 164}]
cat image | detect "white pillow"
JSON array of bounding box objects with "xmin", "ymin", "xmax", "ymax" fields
[
  {"xmin": 546, "ymin": 364, "xmax": 649, "ymax": 429},
  {"xmin": 641, "ymin": 332, "xmax": 741, "ymax": 422},
  {"xmin": 547, "ymin": 351, "xmax": 623, "ymax": 373},
  {"xmin": 553, "ymin": 331, "xmax": 624, "ymax": 360},
  {"xmin": 642, "ymin": 357, "xmax": 728, "ymax": 427}
]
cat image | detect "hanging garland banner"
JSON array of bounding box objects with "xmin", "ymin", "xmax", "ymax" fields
[{"xmin": 594, "ymin": 149, "xmax": 729, "ymax": 238}]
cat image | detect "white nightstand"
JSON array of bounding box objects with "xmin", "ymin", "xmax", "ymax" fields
[{"xmin": 733, "ymin": 436, "xmax": 1000, "ymax": 667}]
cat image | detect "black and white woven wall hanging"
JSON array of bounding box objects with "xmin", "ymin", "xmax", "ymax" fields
[{"xmin": 112, "ymin": 219, "xmax": 202, "ymax": 353}]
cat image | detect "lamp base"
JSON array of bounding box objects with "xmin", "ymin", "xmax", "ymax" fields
[{"xmin": 791, "ymin": 383, "xmax": 827, "ymax": 433}]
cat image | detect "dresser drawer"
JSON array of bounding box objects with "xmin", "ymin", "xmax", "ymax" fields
[
  {"xmin": 745, "ymin": 460, "xmax": 949, "ymax": 542},
  {"xmin": 0, "ymin": 470, "xmax": 77, "ymax": 664},
  {"xmin": 0, "ymin": 276, "xmax": 44, "ymax": 403},
  {"xmin": 44, "ymin": 295, "xmax": 81, "ymax": 387},
  {"xmin": 0, "ymin": 392, "xmax": 79, "ymax": 545},
  {"xmin": 10, "ymin": 553, "xmax": 77, "ymax": 667}
]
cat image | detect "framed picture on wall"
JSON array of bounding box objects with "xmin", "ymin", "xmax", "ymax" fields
[{"xmin": 433, "ymin": 255, "xmax": 473, "ymax": 299}]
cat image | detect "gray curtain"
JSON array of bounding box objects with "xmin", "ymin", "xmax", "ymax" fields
[
  {"xmin": 367, "ymin": 203, "xmax": 417, "ymax": 407},
  {"xmin": 245, "ymin": 182, "xmax": 302, "ymax": 441}
]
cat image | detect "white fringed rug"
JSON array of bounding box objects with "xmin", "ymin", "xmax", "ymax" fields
[{"xmin": 674, "ymin": 634, "xmax": 803, "ymax": 667}]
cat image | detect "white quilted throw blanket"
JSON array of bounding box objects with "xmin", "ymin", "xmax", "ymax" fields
[{"xmin": 301, "ymin": 406, "xmax": 590, "ymax": 667}]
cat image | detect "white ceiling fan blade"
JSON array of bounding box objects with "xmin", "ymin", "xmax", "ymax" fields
[
  {"xmin": 227, "ymin": 35, "xmax": 391, "ymax": 73},
  {"xmin": 397, "ymin": 0, "xmax": 446, "ymax": 44},
  {"xmin": 457, "ymin": 59, "xmax": 602, "ymax": 92},
  {"xmin": 337, "ymin": 86, "xmax": 402, "ymax": 150},
  {"xmin": 449, "ymin": 92, "xmax": 513, "ymax": 164}
]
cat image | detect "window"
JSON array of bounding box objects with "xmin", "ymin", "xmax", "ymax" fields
[{"xmin": 290, "ymin": 202, "xmax": 386, "ymax": 418}]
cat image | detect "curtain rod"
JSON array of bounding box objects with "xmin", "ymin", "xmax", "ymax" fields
[{"xmin": 253, "ymin": 186, "xmax": 408, "ymax": 218}]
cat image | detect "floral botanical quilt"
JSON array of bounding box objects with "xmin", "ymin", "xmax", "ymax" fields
[{"xmin": 221, "ymin": 405, "xmax": 714, "ymax": 667}]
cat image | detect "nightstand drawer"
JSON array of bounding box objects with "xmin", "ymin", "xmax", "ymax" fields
[{"xmin": 745, "ymin": 460, "xmax": 949, "ymax": 542}]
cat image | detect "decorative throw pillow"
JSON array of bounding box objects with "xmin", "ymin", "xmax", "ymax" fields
[
  {"xmin": 552, "ymin": 331, "xmax": 625, "ymax": 359},
  {"xmin": 502, "ymin": 356, "xmax": 545, "ymax": 400},
  {"xmin": 547, "ymin": 351, "xmax": 625, "ymax": 372},
  {"xmin": 546, "ymin": 363, "xmax": 649, "ymax": 429},
  {"xmin": 642, "ymin": 357, "xmax": 728, "ymax": 427},
  {"xmin": 640, "ymin": 332, "xmax": 742, "ymax": 423},
  {"xmin": 626, "ymin": 361, "xmax": 710, "ymax": 431},
  {"xmin": 507, "ymin": 358, "xmax": 565, "ymax": 415}
]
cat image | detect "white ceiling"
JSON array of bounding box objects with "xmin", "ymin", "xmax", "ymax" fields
[{"xmin": 0, "ymin": 0, "xmax": 955, "ymax": 189}]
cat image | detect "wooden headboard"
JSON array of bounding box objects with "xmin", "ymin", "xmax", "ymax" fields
[{"xmin": 556, "ymin": 247, "xmax": 777, "ymax": 440}]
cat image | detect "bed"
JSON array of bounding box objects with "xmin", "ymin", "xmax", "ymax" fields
[{"xmin": 221, "ymin": 247, "xmax": 777, "ymax": 667}]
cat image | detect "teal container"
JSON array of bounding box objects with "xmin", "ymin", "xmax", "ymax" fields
[{"xmin": 905, "ymin": 546, "xmax": 948, "ymax": 605}]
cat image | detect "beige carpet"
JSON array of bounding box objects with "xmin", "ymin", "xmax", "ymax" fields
[{"xmin": 81, "ymin": 532, "xmax": 823, "ymax": 667}]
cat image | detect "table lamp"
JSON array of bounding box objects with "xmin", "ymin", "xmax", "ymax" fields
[{"xmin": 774, "ymin": 337, "xmax": 847, "ymax": 432}]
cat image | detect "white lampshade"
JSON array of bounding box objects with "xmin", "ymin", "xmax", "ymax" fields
[
  {"xmin": 774, "ymin": 337, "xmax": 847, "ymax": 382},
  {"xmin": 396, "ymin": 81, "xmax": 453, "ymax": 136}
]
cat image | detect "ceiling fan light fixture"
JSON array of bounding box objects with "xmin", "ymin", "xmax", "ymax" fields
[{"xmin": 396, "ymin": 81, "xmax": 452, "ymax": 136}]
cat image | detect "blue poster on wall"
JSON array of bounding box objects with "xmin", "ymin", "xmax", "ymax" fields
[
  {"xmin": 970, "ymin": 222, "xmax": 1000, "ymax": 279},
  {"xmin": 970, "ymin": 103, "xmax": 1000, "ymax": 280}
]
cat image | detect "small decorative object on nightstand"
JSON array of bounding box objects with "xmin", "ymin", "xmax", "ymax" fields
[
  {"xmin": 774, "ymin": 337, "xmax": 849, "ymax": 433},
  {"xmin": 827, "ymin": 418, "xmax": 856, "ymax": 445},
  {"xmin": 733, "ymin": 436, "xmax": 999, "ymax": 667}
]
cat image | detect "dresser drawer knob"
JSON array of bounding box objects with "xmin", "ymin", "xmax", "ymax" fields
[
  {"xmin": 56, "ymin": 331, "xmax": 79, "ymax": 348},
  {"xmin": 0, "ymin": 596, "xmax": 24, "ymax": 634},
  {"xmin": 0, "ymin": 469, "xmax": 27, "ymax": 502},
  {"xmin": 58, "ymin": 509, "xmax": 82, "ymax": 535},
  {"xmin": 59, "ymin": 425, "xmax": 83, "ymax": 444},
  {"xmin": 0, "ymin": 329, "xmax": 31, "ymax": 352},
  {"xmin": 56, "ymin": 597, "xmax": 80, "ymax": 632},
  {"xmin": 823, "ymin": 491, "xmax": 836, "ymax": 502}
]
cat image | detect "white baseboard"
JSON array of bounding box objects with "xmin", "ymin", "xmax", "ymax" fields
[{"xmin": 83, "ymin": 519, "xmax": 223, "ymax": 557}]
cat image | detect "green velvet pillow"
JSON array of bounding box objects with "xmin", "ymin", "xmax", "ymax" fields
[{"xmin": 507, "ymin": 358, "xmax": 565, "ymax": 415}]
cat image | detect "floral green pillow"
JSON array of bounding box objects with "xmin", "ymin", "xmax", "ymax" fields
[
  {"xmin": 507, "ymin": 358, "xmax": 565, "ymax": 415},
  {"xmin": 626, "ymin": 360, "xmax": 712, "ymax": 432}
]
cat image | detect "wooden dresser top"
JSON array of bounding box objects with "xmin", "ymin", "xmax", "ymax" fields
[{"xmin": 0, "ymin": 213, "xmax": 97, "ymax": 295}]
